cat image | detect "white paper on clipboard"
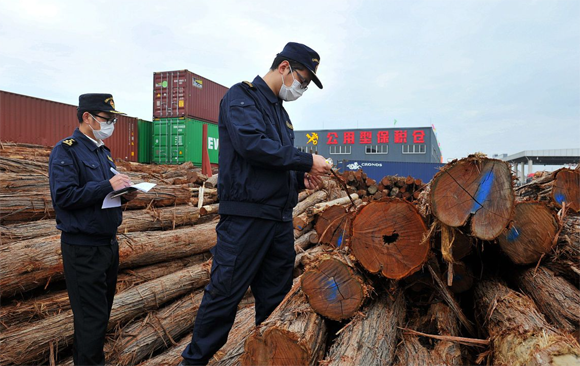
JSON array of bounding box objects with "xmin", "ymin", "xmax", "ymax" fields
[{"xmin": 102, "ymin": 182, "xmax": 157, "ymax": 209}]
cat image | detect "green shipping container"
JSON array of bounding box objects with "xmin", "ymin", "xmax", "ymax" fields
[
  {"xmin": 137, "ymin": 120, "xmax": 153, "ymax": 163},
  {"xmin": 152, "ymin": 118, "xmax": 219, "ymax": 166}
]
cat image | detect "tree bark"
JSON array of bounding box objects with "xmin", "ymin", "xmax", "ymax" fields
[
  {"xmin": 546, "ymin": 215, "xmax": 580, "ymax": 286},
  {"xmin": 241, "ymin": 281, "xmax": 327, "ymax": 366},
  {"xmin": 123, "ymin": 185, "xmax": 192, "ymax": 209},
  {"xmin": 474, "ymin": 279, "xmax": 580, "ymax": 366},
  {"xmin": 0, "ymin": 255, "xmax": 210, "ymax": 329},
  {"xmin": 209, "ymin": 306, "xmax": 256, "ymax": 366},
  {"xmin": 515, "ymin": 267, "xmax": 580, "ymax": 334},
  {"xmin": 300, "ymin": 254, "xmax": 368, "ymax": 321},
  {"xmin": 0, "ymin": 221, "xmax": 216, "ymax": 297},
  {"xmin": 429, "ymin": 156, "xmax": 515, "ymax": 240},
  {"xmin": 350, "ymin": 199, "xmax": 429, "ymax": 280},
  {"xmin": 0, "ymin": 263, "xmax": 211, "ymax": 366},
  {"xmin": 293, "ymin": 191, "xmax": 328, "ymax": 218},
  {"xmin": 1, "ymin": 205, "xmax": 201, "ymax": 245},
  {"xmin": 0, "ymin": 192, "xmax": 54, "ymax": 223},
  {"xmin": 322, "ymin": 289, "xmax": 404, "ymax": 366},
  {"xmin": 497, "ymin": 202, "xmax": 559, "ymax": 265}
]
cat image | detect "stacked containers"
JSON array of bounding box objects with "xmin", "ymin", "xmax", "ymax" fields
[
  {"xmin": 137, "ymin": 119, "xmax": 153, "ymax": 163},
  {"xmin": 0, "ymin": 90, "xmax": 139, "ymax": 162},
  {"xmin": 152, "ymin": 70, "xmax": 228, "ymax": 165}
]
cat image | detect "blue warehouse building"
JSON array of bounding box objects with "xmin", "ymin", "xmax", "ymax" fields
[{"xmin": 294, "ymin": 127, "xmax": 444, "ymax": 182}]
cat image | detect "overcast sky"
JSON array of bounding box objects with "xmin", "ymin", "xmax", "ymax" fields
[{"xmin": 1, "ymin": 0, "xmax": 578, "ymax": 163}]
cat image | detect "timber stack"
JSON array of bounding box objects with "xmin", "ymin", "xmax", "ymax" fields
[{"xmin": 1, "ymin": 142, "xmax": 579, "ymax": 365}]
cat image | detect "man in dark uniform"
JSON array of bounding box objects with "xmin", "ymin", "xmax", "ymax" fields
[
  {"xmin": 48, "ymin": 93, "xmax": 137, "ymax": 366},
  {"xmin": 180, "ymin": 42, "xmax": 331, "ymax": 365}
]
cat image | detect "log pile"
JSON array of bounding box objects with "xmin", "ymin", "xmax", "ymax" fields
[{"xmin": 2, "ymin": 143, "xmax": 579, "ymax": 366}]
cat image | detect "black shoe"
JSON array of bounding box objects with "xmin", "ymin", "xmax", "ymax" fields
[{"xmin": 178, "ymin": 359, "xmax": 201, "ymax": 366}]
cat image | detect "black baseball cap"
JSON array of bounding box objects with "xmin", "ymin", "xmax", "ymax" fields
[
  {"xmin": 78, "ymin": 93, "xmax": 125, "ymax": 115},
  {"xmin": 277, "ymin": 42, "xmax": 323, "ymax": 89}
]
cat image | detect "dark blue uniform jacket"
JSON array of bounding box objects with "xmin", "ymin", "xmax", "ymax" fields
[
  {"xmin": 48, "ymin": 128, "xmax": 122, "ymax": 245},
  {"xmin": 217, "ymin": 76, "xmax": 313, "ymax": 222}
]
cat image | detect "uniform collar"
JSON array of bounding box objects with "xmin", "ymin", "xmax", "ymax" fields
[
  {"xmin": 252, "ymin": 76, "xmax": 281, "ymax": 105},
  {"xmin": 73, "ymin": 128, "xmax": 102, "ymax": 151}
]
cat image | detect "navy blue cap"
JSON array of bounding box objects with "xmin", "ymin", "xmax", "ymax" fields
[
  {"xmin": 78, "ymin": 93, "xmax": 125, "ymax": 115},
  {"xmin": 277, "ymin": 42, "xmax": 322, "ymax": 89}
]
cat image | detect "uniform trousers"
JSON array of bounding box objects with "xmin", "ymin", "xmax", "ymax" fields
[
  {"xmin": 61, "ymin": 239, "xmax": 119, "ymax": 366},
  {"xmin": 181, "ymin": 215, "xmax": 295, "ymax": 365}
]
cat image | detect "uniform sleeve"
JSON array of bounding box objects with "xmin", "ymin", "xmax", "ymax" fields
[
  {"xmin": 225, "ymin": 94, "xmax": 313, "ymax": 172},
  {"xmin": 295, "ymin": 171, "xmax": 306, "ymax": 190},
  {"xmin": 49, "ymin": 145, "xmax": 113, "ymax": 210}
]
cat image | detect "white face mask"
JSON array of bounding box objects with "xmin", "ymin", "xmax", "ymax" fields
[
  {"xmin": 278, "ymin": 65, "xmax": 306, "ymax": 102},
  {"xmin": 90, "ymin": 114, "xmax": 115, "ymax": 140}
]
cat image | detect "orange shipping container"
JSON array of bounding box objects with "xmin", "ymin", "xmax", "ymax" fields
[{"xmin": 0, "ymin": 90, "xmax": 138, "ymax": 162}]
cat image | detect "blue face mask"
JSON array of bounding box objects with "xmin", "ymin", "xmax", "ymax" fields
[{"xmin": 279, "ymin": 65, "xmax": 306, "ymax": 102}]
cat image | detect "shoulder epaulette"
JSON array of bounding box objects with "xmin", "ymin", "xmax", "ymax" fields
[
  {"xmin": 242, "ymin": 81, "xmax": 256, "ymax": 90},
  {"xmin": 61, "ymin": 138, "xmax": 77, "ymax": 147}
]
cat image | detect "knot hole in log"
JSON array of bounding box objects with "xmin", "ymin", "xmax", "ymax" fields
[{"xmin": 383, "ymin": 232, "xmax": 399, "ymax": 246}]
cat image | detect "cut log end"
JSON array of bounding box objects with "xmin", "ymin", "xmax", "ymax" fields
[
  {"xmin": 430, "ymin": 157, "xmax": 514, "ymax": 240},
  {"xmin": 350, "ymin": 199, "xmax": 429, "ymax": 280},
  {"xmin": 497, "ymin": 202, "xmax": 559, "ymax": 265},
  {"xmin": 301, "ymin": 257, "xmax": 366, "ymax": 321},
  {"xmin": 552, "ymin": 168, "xmax": 580, "ymax": 212}
]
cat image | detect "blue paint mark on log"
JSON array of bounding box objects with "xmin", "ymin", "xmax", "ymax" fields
[
  {"xmin": 326, "ymin": 278, "xmax": 338, "ymax": 301},
  {"xmin": 507, "ymin": 226, "xmax": 520, "ymax": 242},
  {"xmin": 555, "ymin": 193, "xmax": 565, "ymax": 205},
  {"xmin": 337, "ymin": 234, "xmax": 343, "ymax": 248},
  {"xmin": 471, "ymin": 171, "xmax": 495, "ymax": 213}
]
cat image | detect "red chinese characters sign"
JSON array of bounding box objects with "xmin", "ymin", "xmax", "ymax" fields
[{"xmin": 323, "ymin": 130, "xmax": 426, "ymax": 145}]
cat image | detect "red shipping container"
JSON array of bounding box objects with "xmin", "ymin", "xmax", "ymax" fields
[
  {"xmin": 153, "ymin": 70, "xmax": 228, "ymax": 122},
  {"xmin": 0, "ymin": 90, "xmax": 138, "ymax": 162}
]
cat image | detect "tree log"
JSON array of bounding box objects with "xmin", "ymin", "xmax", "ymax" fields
[
  {"xmin": 429, "ymin": 156, "xmax": 515, "ymax": 240},
  {"xmin": 314, "ymin": 204, "xmax": 354, "ymax": 248},
  {"xmin": 124, "ymin": 185, "xmax": 192, "ymax": 209},
  {"xmin": 209, "ymin": 306, "xmax": 256, "ymax": 366},
  {"xmin": 293, "ymin": 191, "xmax": 328, "ymax": 218},
  {"xmin": 351, "ymin": 199, "xmax": 429, "ymax": 280},
  {"xmin": 200, "ymin": 203, "xmax": 219, "ymax": 216},
  {"xmin": 546, "ymin": 215, "xmax": 580, "ymax": 286},
  {"xmin": 0, "ymin": 205, "xmax": 201, "ymax": 245},
  {"xmin": 0, "ymin": 255, "xmax": 209, "ymax": 329},
  {"xmin": 0, "ymin": 192, "xmax": 54, "ymax": 223},
  {"xmin": 497, "ymin": 202, "xmax": 559, "ymax": 265},
  {"xmin": 300, "ymin": 254, "xmax": 368, "ymax": 320},
  {"xmin": 551, "ymin": 168, "xmax": 579, "ymax": 212},
  {"xmin": 0, "ymin": 172, "xmax": 49, "ymax": 192},
  {"xmin": 107, "ymin": 290, "xmax": 205, "ymax": 366},
  {"xmin": 0, "ymin": 263, "xmax": 211, "ymax": 366},
  {"xmin": 241, "ymin": 281, "xmax": 327, "ymax": 366},
  {"xmin": 394, "ymin": 302, "xmax": 463, "ymax": 366},
  {"xmin": 323, "ymin": 289, "xmax": 404, "ymax": 366},
  {"xmin": 0, "ymin": 221, "xmax": 216, "ymax": 297},
  {"xmin": 516, "ymin": 267, "xmax": 580, "ymax": 335},
  {"xmin": 474, "ymin": 279, "xmax": 580, "ymax": 365}
]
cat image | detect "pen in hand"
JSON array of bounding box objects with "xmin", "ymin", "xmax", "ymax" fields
[{"xmin": 109, "ymin": 167, "xmax": 132, "ymax": 189}]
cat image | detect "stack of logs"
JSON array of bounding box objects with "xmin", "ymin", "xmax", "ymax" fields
[{"xmin": 1, "ymin": 141, "xmax": 579, "ymax": 366}]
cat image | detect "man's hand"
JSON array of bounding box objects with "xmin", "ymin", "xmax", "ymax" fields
[
  {"xmin": 310, "ymin": 154, "xmax": 332, "ymax": 176},
  {"xmin": 304, "ymin": 173, "xmax": 324, "ymax": 190},
  {"xmin": 109, "ymin": 174, "xmax": 132, "ymax": 191}
]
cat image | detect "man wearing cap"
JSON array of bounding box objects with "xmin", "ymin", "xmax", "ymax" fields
[
  {"xmin": 48, "ymin": 93, "xmax": 137, "ymax": 365},
  {"xmin": 180, "ymin": 42, "xmax": 331, "ymax": 365}
]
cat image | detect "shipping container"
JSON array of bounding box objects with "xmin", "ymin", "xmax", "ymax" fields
[
  {"xmin": 153, "ymin": 70, "xmax": 228, "ymax": 122},
  {"xmin": 137, "ymin": 119, "xmax": 153, "ymax": 163},
  {"xmin": 0, "ymin": 90, "xmax": 139, "ymax": 162},
  {"xmin": 152, "ymin": 118, "xmax": 219, "ymax": 166},
  {"xmin": 338, "ymin": 159, "xmax": 444, "ymax": 183}
]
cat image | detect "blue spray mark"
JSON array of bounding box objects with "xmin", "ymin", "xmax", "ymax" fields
[
  {"xmin": 506, "ymin": 226, "xmax": 520, "ymax": 242},
  {"xmin": 471, "ymin": 171, "xmax": 495, "ymax": 213},
  {"xmin": 326, "ymin": 278, "xmax": 338, "ymax": 302},
  {"xmin": 555, "ymin": 193, "xmax": 565, "ymax": 205},
  {"xmin": 337, "ymin": 234, "xmax": 343, "ymax": 248}
]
